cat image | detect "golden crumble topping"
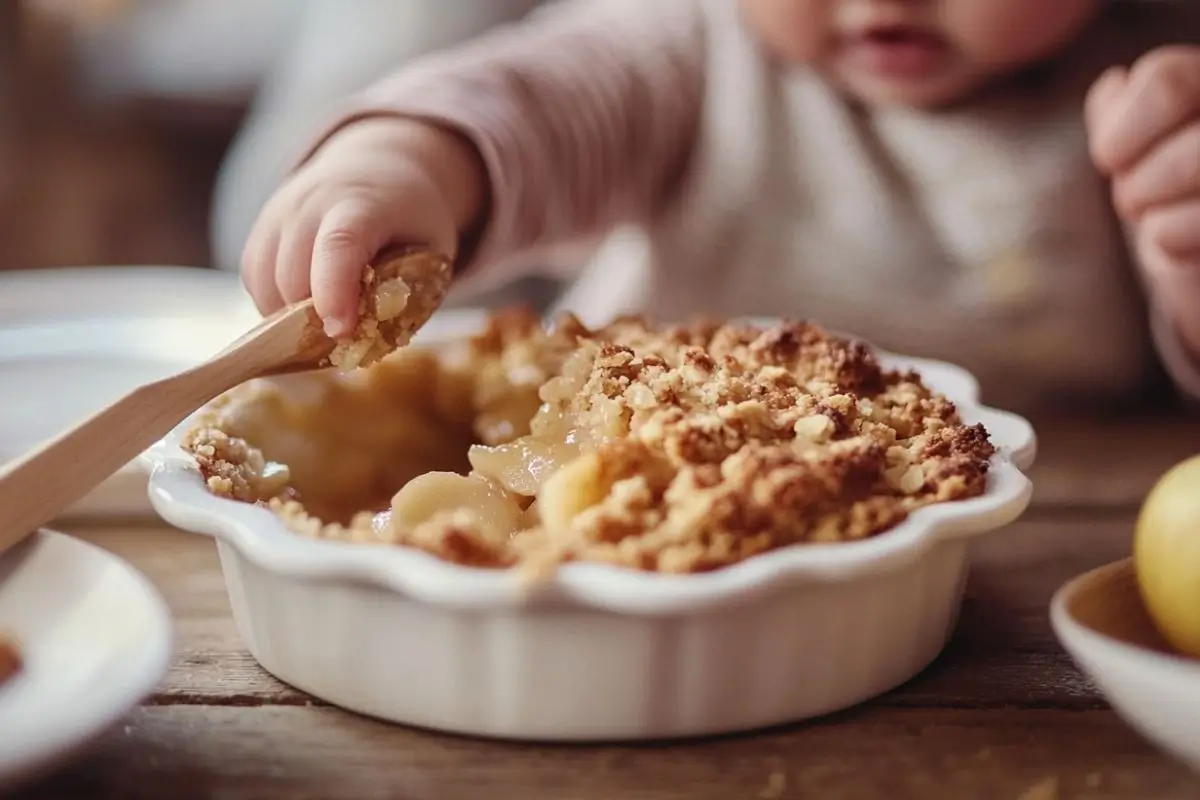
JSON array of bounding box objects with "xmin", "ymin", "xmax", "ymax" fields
[
  {"xmin": 0, "ymin": 633, "xmax": 21, "ymax": 687},
  {"xmin": 327, "ymin": 249, "xmax": 453, "ymax": 370},
  {"xmin": 185, "ymin": 310, "xmax": 996, "ymax": 578}
]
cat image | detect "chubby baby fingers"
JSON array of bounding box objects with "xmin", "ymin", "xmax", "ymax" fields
[
  {"xmin": 1112, "ymin": 119, "xmax": 1200, "ymax": 219},
  {"xmin": 240, "ymin": 207, "xmax": 285, "ymax": 316},
  {"xmin": 1139, "ymin": 198, "xmax": 1200, "ymax": 263},
  {"xmin": 1089, "ymin": 46, "xmax": 1200, "ymax": 174},
  {"xmin": 274, "ymin": 214, "xmax": 320, "ymax": 307},
  {"xmin": 310, "ymin": 198, "xmax": 394, "ymax": 338}
]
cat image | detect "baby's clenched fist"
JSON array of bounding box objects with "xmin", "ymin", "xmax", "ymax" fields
[
  {"xmin": 1087, "ymin": 46, "xmax": 1200, "ymax": 354},
  {"xmin": 240, "ymin": 117, "xmax": 486, "ymax": 337}
]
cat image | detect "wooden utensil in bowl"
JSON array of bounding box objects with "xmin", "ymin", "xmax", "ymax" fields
[
  {"xmin": 0, "ymin": 300, "xmax": 335, "ymax": 556},
  {"xmin": 0, "ymin": 248, "xmax": 453, "ymax": 556}
]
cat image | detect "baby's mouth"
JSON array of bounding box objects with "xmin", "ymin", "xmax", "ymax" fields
[{"xmin": 841, "ymin": 25, "xmax": 949, "ymax": 78}]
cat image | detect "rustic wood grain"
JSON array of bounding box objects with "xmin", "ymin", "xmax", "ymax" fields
[
  {"xmin": 12, "ymin": 707, "xmax": 1199, "ymax": 800},
  {"xmin": 1025, "ymin": 415, "xmax": 1200, "ymax": 510}
]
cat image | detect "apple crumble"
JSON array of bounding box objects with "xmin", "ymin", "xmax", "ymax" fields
[
  {"xmin": 327, "ymin": 249, "xmax": 453, "ymax": 370},
  {"xmin": 185, "ymin": 310, "xmax": 996, "ymax": 576},
  {"xmin": 0, "ymin": 633, "xmax": 21, "ymax": 687}
]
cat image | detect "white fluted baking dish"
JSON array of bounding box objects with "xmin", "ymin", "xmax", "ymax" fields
[{"xmin": 143, "ymin": 311, "xmax": 1037, "ymax": 741}]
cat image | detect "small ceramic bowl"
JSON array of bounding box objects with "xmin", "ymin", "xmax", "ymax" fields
[
  {"xmin": 1051, "ymin": 558, "xmax": 1200, "ymax": 773},
  {"xmin": 144, "ymin": 312, "xmax": 1037, "ymax": 742}
]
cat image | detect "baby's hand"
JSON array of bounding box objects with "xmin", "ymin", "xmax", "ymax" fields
[
  {"xmin": 1086, "ymin": 46, "xmax": 1200, "ymax": 350},
  {"xmin": 241, "ymin": 117, "xmax": 486, "ymax": 337}
]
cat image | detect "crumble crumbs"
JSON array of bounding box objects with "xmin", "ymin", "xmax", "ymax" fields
[
  {"xmin": 327, "ymin": 248, "xmax": 453, "ymax": 370},
  {"xmin": 185, "ymin": 310, "xmax": 997, "ymax": 578}
]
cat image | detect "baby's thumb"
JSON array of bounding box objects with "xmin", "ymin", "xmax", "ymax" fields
[
  {"xmin": 1085, "ymin": 66, "xmax": 1129, "ymax": 174},
  {"xmin": 311, "ymin": 199, "xmax": 391, "ymax": 338}
]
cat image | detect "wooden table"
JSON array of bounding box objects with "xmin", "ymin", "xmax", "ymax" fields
[{"xmin": 11, "ymin": 416, "xmax": 1200, "ymax": 799}]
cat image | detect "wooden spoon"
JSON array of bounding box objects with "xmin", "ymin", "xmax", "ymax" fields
[
  {"xmin": 0, "ymin": 300, "xmax": 335, "ymax": 556},
  {"xmin": 0, "ymin": 249, "xmax": 452, "ymax": 556}
]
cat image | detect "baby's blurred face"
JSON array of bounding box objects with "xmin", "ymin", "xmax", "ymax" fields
[{"xmin": 740, "ymin": 0, "xmax": 1102, "ymax": 107}]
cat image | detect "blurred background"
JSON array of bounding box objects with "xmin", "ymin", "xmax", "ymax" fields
[
  {"xmin": 0, "ymin": 0, "xmax": 557, "ymax": 303},
  {"xmin": 0, "ymin": 0, "xmax": 251, "ymax": 272}
]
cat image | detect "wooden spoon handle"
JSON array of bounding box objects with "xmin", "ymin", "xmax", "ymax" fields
[
  {"xmin": 0, "ymin": 366, "xmax": 236, "ymax": 553},
  {"xmin": 0, "ymin": 301, "xmax": 331, "ymax": 555}
]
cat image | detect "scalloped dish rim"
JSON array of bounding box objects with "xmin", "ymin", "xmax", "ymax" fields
[{"xmin": 143, "ymin": 313, "xmax": 1037, "ymax": 615}]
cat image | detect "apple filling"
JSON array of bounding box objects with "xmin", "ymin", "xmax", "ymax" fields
[{"xmin": 185, "ymin": 310, "xmax": 997, "ymax": 577}]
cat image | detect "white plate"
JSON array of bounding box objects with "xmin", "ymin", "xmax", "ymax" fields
[
  {"xmin": 0, "ymin": 267, "xmax": 262, "ymax": 518},
  {"xmin": 0, "ymin": 530, "xmax": 173, "ymax": 792}
]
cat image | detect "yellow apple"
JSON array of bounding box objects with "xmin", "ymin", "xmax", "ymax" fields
[{"xmin": 1135, "ymin": 454, "xmax": 1200, "ymax": 658}]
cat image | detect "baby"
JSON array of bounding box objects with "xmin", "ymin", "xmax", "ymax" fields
[{"xmin": 240, "ymin": 0, "xmax": 1200, "ymax": 412}]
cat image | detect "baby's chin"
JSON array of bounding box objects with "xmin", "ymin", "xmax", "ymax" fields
[{"xmin": 821, "ymin": 60, "xmax": 998, "ymax": 110}]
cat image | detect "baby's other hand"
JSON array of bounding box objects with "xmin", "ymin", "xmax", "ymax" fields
[
  {"xmin": 241, "ymin": 117, "xmax": 486, "ymax": 337},
  {"xmin": 1086, "ymin": 46, "xmax": 1200, "ymax": 347}
]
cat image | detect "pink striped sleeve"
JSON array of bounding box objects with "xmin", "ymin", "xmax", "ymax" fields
[{"xmin": 298, "ymin": 0, "xmax": 707, "ymax": 281}]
